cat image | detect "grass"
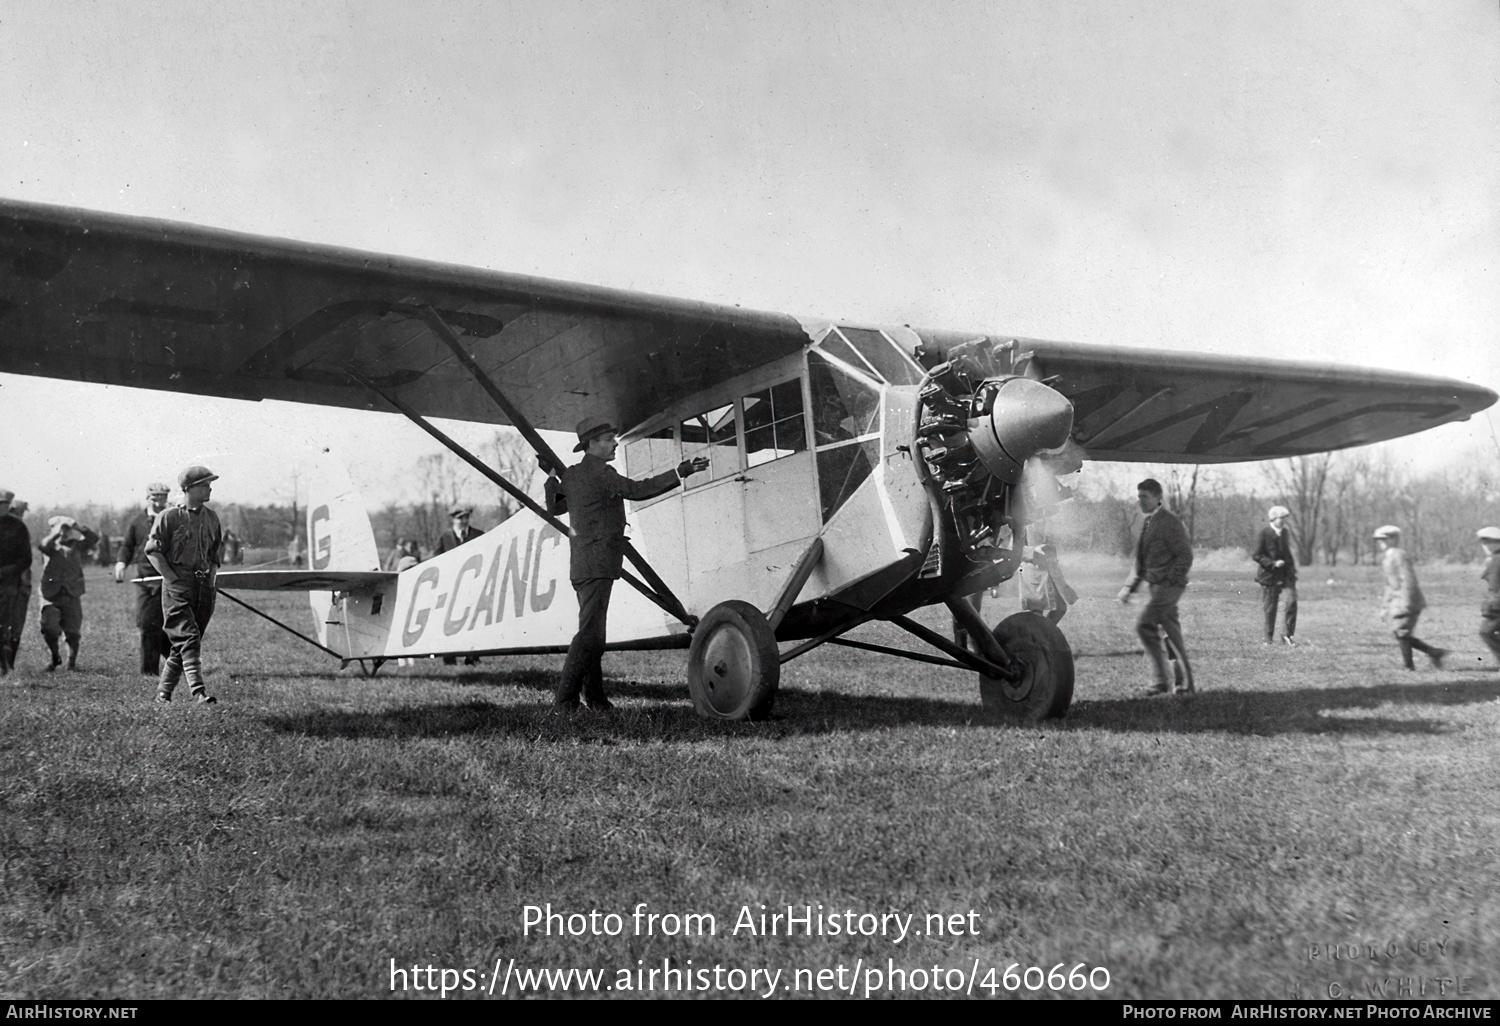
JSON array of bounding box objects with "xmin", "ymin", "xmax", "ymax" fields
[{"xmin": 1, "ymin": 561, "xmax": 1497, "ymax": 1000}]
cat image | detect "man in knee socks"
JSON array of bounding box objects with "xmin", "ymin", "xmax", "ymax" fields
[{"xmin": 146, "ymin": 466, "xmax": 224, "ymax": 703}]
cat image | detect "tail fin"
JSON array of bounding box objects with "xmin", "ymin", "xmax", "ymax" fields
[
  {"xmin": 305, "ymin": 457, "xmax": 379, "ymax": 651},
  {"xmin": 306, "ymin": 456, "xmax": 381, "ymax": 572}
]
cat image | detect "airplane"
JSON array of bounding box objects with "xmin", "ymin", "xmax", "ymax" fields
[{"xmin": 0, "ymin": 198, "xmax": 1494, "ymax": 721}]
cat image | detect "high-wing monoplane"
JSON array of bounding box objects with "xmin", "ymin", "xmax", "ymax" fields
[{"xmin": 1, "ymin": 199, "xmax": 1493, "ymax": 720}]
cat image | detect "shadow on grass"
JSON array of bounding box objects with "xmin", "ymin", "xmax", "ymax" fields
[
  {"xmin": 1070, "ymin": 678, "xmax": 1500, "ymax": 736},
  {"xmin": 260, "ymin": 671, "xmax": 1500, "ymax": 741}
]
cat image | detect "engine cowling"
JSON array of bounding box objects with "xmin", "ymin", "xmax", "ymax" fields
[{"xmin": 915, "ymin": 342, "xmax": 1081, "ymax": 560}]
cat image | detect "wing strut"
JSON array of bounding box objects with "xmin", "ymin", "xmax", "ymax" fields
[
  {"xmin": 344, "ymin": 364, "xmax": 691, "ymax": 626},
  {"xmin": 418, "ymin": 306, "xmax": 697, "ymax": 628}
]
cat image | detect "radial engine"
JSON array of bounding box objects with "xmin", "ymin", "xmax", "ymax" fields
[{"xmin": 914, "ymin": 339, "xmax": 1084, "ymax": 562}]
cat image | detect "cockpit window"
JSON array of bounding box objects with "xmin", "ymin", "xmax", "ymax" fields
[
  {"xmin": 837, "ymin": 327, "xmax": 924, "ymax": 386},
  {"xmin": 809, "ymin": 352, "xmax": 880, "ymax": 447},
  {"xmin": 680, "ymin": 403, "xmax": 739, "ymax": 484}
]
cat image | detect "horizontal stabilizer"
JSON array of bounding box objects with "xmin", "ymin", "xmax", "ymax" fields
[{"xmin": 200, "ymin": 570, "xmax": 396, "ymax": 592}]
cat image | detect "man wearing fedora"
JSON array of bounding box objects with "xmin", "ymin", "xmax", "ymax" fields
[
  {"xmin": 551, "ymin": 415, "xmax": 707, "ymax": 711},
  {"xmin": 1252, "ymin": 504, "xmax": 1298, "ymax": 645},
  {"xmin": 146, "ymin": 465, "xmax": 224, "ymax": 703},
  {"xmin": 116, "ymin": 481, "xmax": 174, "ymax": 675},
  {"xmin": 1374, "ymin": 525, "xmax": 1445, "ymax": 671}
]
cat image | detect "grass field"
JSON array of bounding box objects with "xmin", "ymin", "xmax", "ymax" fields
[{"xmin": 1, "ymin": 559, "xmax": 1497, "ymax": 1000}]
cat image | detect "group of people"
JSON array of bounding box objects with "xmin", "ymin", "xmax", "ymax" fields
[
  {"xmin": 1115, "ymin": 478, "xmax": 1500, "ymax": 695},
  {"xmin": 0, "ymin": 466, "xmax": 226, "ymax": 704}
]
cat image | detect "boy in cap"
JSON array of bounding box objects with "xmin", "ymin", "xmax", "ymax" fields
[
  {"xmin": 1374, "ymin": 525, "xmax": 1446, "ymax": 670},
  {"xmin": 38, "ymin": 515, "xmax": 100, "ymax": 670},
  {"xmin": 0, "ymin": 490, "xmax": 31, "ymax": 674},
  {"xmin": 116, "ymin": 482, "xmax": 174, "ymax": 675},
  {"xmin": 1252, "ymin": 505, "xmax": 1298, "ymax": 645},
  {"xmin": 145, "ymin": 466, "xmax": 224, "ymax": 703},
  {"xmin": 551, "ymin": 415, "xmax": 707, "ymax": 711},
  {"xmin": 1477, "ymin": 527, "xmax": 1500, "ymax": 665}
]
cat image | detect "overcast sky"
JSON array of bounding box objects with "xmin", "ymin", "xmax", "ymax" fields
[{"xmin": 2, "ymin": 0, "xmax": 1497, "ymax": 508}]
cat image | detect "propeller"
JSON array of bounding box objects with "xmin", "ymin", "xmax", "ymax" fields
[{"xmin": 914, "ymin": 340, "xmax": 1083, "ymax": 561}]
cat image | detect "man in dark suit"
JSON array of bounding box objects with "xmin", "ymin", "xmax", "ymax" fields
[
  {"xmin": 115, "ymin": 482, "xmax": 173, "ymax": 674},
  {"xmin": 434, "ymin": 506, "xmax": 484, "ymax": 664},
  {"xmin": 433, "ymin": 507, "xmax": 483, "ymax": 556},
  {"xmin": 551, "ymin": 415, "xmax": 706, "ymax": 711},
  {"xmin": 1117, "ymin": 478, "xmax": 1195, "ymax": 695},
  {"xmin": 1252, "ymin": 504, "xmax": 1298, "ymax": 646},
  {"xmin": 0, "ymin": 489, "xmax": 31, "ymax": 675}
]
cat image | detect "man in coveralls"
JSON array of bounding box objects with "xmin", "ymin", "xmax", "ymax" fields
[
  {"xmin": 0, "ymin": 490, "xmax": 31, "ymax": 675},
  {"xmin": 115, "ymin": 482, "xmax": 173, "ymax": 675},
  {"xmin": 551, "ymin": 416, "xmax": 707, "ymax": 711},
  {"xmin": 146, "ymin": 466, "xmax": 224, "ymax": 704},
  {"xmin": 1476, "ymin": 526, "xmax": 1500, "ymax": 666}
]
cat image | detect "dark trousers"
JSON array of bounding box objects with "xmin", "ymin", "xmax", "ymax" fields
[
  {"xmin": 1482, "ymin": 617, "xmax": 1500, "ymax": 662},
  {"xmin": 160, "ymin": 575, "xmax": 216, "ymax": 695},
  {"xmin": 1137, "ymin": 583, "xmax": 1193, "ymax": 688},
  {"xmin": 134, "ymin": 579, "xmax": 170, "ymax": 675},
  {"xmin": 1260, "ymin": 584, "xmax": 1298, "ymax": 640},
  {"xmin": 0, "ymin": 578, "xmax": 26, "ymax": 672},
  {"xmin": 557, "ymin": 579, "xmax": 613, "ymax": 706}
]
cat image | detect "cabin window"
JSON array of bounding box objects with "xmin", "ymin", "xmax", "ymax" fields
[
  {"xmin": 680, "ymin": 403, "xmax": 740, "ymax": 484},
  {"xmin": 624, "ymin": 424, "xmax": 678, "ymax": 479},
  {"xmin": 742, "ymin": 378, "xmax": 808, "ymax": 467}
]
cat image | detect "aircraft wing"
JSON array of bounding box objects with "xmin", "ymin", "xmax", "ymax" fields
[
  {"xmin": 0, "ymin": 199, "xmax": 807, "ymax": 433},
  {"xmin": 1, "ymin": 199, "xmax": 1491, "ymax": 458},
  {"xmin": 1013, "ymin": 339, "xmax": 1496, "ymax": 463}
]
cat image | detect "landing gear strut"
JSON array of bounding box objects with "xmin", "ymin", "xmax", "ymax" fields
[{"xmin": 979, "ymin": 612, "xmax": 1074, "ymax": 721}]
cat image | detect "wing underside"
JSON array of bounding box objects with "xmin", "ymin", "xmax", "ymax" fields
[{"xmin": 0, "ymin": 200, "xmax": 1491, "ymax": 459}]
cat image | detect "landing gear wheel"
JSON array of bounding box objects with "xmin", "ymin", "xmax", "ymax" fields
[
  {"xmin": 687, "ymin": 600, "xmax": 780, "ymax": 720},
  {"xmin": 979, "ymin": 611, "xmax": 1074, "ymax": 721}
]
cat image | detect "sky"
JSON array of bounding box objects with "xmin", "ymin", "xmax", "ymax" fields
[{"xmin": 1, "ymin": 0, "xmax": 1497, "ymax": 509}]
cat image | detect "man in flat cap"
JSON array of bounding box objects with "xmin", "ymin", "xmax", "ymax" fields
[
  {"xmin": 1118, "ymin": 477, "xmax": 1195, "ymax": 695},
  {"xmin": 1374, "ymin": 525, "xmax": 1446, "ymax": 670},
  {"xmin": 1477, "ymin": 526, "xmax": 1500, "ymax": 666},
  {"xmin": 434, "ymin": 506, "xmax": 483, "ymax": 557},
  {"xmin": 434, "ymin": 506, "xmax": 485, "ymax": 664},
  {"xmin": 145, "ymin": 466, "xmax": 224, "ymax": 703},
  {"xmin": 1252, "ymin": 505, "xmax": 1298, "ymax": 646},
  {"xmin": 550, "ymin": 415, "xmax": 708, "ymax": 711},
  {"xmin": 116, "ymin": 482, "xmax": 174, "ymax": 675},
  {"xmin": 0, "ymin": 489, "xmax": 31, "ymax": 675},
  {"xmin": 38, "ymin": 515, "xmax": 100, "ymax": 671}
]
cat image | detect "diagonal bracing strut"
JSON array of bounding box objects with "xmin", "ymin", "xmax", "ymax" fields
[
  {"xmin": 345, "ymin": 362, "xmax": 691, "ymax": 626},
  {"xmin": 418, "ymin": 305, "xmax": 696, "ymax": 626}
]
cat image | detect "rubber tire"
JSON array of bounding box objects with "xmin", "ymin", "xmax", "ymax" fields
[
  {"xmin": 979, "ymin": 611, "xmax": 1074, "ymax": 722},
  {"xmin": 687, "ymin": 600, "xmax": 780, "ymax": 721}
]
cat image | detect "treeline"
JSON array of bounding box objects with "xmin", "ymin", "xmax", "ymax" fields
[
  {"xmin": 1048, "ymin": 451, "xmax": 1500, "ymax": 565},
  {"xmin": 16, "ymin": 437, "xmax": 1500, "ymax": 569}
]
